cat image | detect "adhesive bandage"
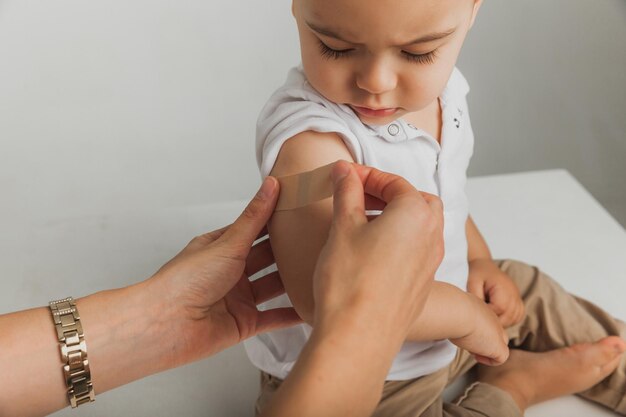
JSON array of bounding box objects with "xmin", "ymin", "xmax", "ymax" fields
[{"xmin": 275, "ymin": 163, "xmax": 335, "ymax": 211}]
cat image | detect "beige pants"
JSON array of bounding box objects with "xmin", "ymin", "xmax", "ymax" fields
[{"xmin": 255, "ymin": 260, "xmax": 626, "ymax": 416}]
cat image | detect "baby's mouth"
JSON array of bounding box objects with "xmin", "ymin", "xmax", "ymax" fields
[{"xmin": 350, "ymin": 105, "xmax": 399, "ymax": 118}]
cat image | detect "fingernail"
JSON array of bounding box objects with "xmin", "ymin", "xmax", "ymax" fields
[
  {"xmin": 257, "ymin": 177, "xmax": 276, "ymax": 200},
  {"xmin": 331, "ymin": 160, "xmax": 350, "ymax": 183}
]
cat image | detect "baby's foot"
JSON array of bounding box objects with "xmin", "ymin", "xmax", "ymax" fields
[{"xmin": 476, "ymin": 336, "xmax": 626, "ymax": 412}]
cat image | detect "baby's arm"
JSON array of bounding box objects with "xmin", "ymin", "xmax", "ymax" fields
[
  {"xmin": 406, "ymin": 281, "xmax": 509, "ymax": 365},
  {"xmin": 269, "ymin": 131, "xmax": 354, "ymax": 324},
  {"xmin": 466, "ymin": 216, "xmax": 525, "ymax": 327},
  {"xmin": 269, "ymin": 133, "xmax": 507, "ymax": 364}
]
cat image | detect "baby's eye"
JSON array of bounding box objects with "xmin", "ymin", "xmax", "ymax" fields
[
  {"xmin": 318, "ymin": 40, "xmax": 354, "ymax": 60},
  {"xmin": 402, "ymin": 50, "xmax": 437, "ymax": 65}
]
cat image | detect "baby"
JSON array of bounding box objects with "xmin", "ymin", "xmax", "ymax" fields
[{"xmin": 245, "ymin": 0, "xmax": 626, "ymax": 415}]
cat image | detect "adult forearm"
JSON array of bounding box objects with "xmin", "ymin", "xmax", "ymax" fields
[
  {"xmin": 0, "ymin": 306, "xmax": 66, "ymax": 416},
  {"xmin": 260, "ymin": 319, "xmax": 401, "ymax": 417},
  {"xmin": 0, "ymin": 280, "xmax": 177, "ymax": 417},
  {"xmin": 405, "ymin": 281, "xmax": 473, "ymax": 342}
]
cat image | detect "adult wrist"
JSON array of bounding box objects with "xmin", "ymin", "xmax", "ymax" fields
[
  {"xmin": 309, "ymin": 320, "xmax": 398, "ymax": 374},
  {"xmin": 48, "ymin": 297, "xmax": 95, "ymax": 408},
  {"xmin": 74, "ymin": 280, "xmax": 179, "ymax": 394},
  {"xmin": 314, "ymin": 305, "xmax": 406, "ymax": 358}
]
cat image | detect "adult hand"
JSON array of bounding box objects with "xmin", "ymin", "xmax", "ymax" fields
[
  {"xmin": 0, "ymin": 177, "xmax": 301, "ymax": 417},
  {"xmin": 148, "ymin": 177, "xmax": 302, "ymax": 365},
  {"xmin": 264, "ymin": 161, "xmax": 445, "ymax": 417},
  {"xmin": 313, "ymin": 161, "xmax": 445, "ymax": 340}
]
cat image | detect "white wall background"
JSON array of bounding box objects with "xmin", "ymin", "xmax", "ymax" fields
[
  {"xmin": 0, "ymin": 0, "xmax": 299, "ymax": 220},
  {"xmin": 459, "ymin": 1, "xmax": 626, "ymax": 226},
  {"xmin": 0, "ymin": 1, "xmax": 624, "ymax": 416},
  {"xmin": 1, "ymin": 0, "xmax": 624, "ymax": 226}
]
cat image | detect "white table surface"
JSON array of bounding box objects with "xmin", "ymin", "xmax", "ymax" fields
[{"xmin": 2, "ymin": 169, "xmax": 625, "ymax": 416}]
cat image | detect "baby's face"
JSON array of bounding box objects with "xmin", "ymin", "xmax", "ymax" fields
[{"xmin": 293, "ymin": 0, "xmax": 481, "ymax": 125}]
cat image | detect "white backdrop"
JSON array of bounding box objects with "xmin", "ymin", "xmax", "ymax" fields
[
  {"xmin": 0, "ymin": 0, "xmax": 299, "ymax": 219},
  {"xmin": 459, "ymin": 0, "xmax": 626, "ymax": 226},
  {"xmin": 1, "ymin": 0, "xmax": 624, "ymax": 226},
  {"xmin": 0, "ymin": 1, "xmax": 624, "ymax": 416}
]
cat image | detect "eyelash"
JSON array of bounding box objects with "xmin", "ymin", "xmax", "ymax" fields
[
  {"xmin": 317, "ymin": 40, "xmax": 437, "ymax": 65},
  {"xmin": 403, "ymin": 49, "xmax": 437, "ymax": 65}
]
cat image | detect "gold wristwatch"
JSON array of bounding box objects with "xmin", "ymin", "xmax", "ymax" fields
[{"xmin": 49, "ymin": 297, "xmax": 95, "ymax": 408}]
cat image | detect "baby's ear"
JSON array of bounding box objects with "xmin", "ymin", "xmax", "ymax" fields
[
  {"xmin": 291, "ymin": 0, "xmax": 296, "ymax": 18},
  {"xmin": 469, "ymin": 0, "xmax": 483, "ymax": 29}
]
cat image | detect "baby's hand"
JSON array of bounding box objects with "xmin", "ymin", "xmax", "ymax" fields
[
  {"xmin": 450, "ymin": 293, "xmax": 510, "ymax": 366},
  {"xmin": 467, "ymin": 258, "xmax": 525, "ymax": 328}
]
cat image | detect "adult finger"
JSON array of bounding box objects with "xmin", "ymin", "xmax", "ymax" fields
[
  {"xmin": 222, "ymin": 177, "xmax": 280, "ymax": 247},
  {"xmin": 245, "ymin": 238, "xmax": 275, "ymax": 276},
  {"xmin": 355, "ymin": 165, "xmax": 422, "ymax": 205},
  {"xmin": 352, "ymin": 163, "xmax": 433, "ymax": 211},
  {"xmin": 331, "ymin": 160, "xmax": 367, "ymax": 227},
  {"xmin": 255, "ymin": 227, "xmax": 269, "ymax": 242}
]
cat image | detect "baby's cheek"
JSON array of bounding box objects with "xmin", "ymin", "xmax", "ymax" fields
[
  {"xmin": 405, "ymin": 67, "xmax": 452, "ymax": 108},
  {"xmin": 305, "ymin": 62, "xmax": 351, "ymax": 103}
]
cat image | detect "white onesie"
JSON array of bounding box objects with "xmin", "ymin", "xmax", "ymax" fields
[{"xmin": 245, "ymin": 65, "xmax": 474, "ymax": 381}]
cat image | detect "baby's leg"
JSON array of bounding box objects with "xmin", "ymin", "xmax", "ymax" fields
[
  {"xmin": 254, "ymin": 352, "xmax": 521, "ymax": 417},
  {"xmin": 254, "ymin": 366, "xmax": 451, "ymax": 417},
  {"xmin": 375, "ymin": 349, "xmax": 534, "ymax": 417},
  {"xmin": 255, "ymin": 345, "xmax": 617, "ymax": 417},
  {"xmin": 375, "ymin": 345, "xmax": 621, "ymax": 417},
  {"xmin": 477, "ymin": 337, "xmax": 624, "ymax": 412},
  {"xmin": 372, "ymin": 358, "xmax": 522, "ymax": 417},
  {"xmin": 498, "ymin": 259, "xmax": 626, "ymax": 414}
]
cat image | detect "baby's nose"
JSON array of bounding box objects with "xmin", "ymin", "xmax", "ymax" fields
[{"xmin": 356, "ymin": 60, "xmax": 398, "ymax": 95}]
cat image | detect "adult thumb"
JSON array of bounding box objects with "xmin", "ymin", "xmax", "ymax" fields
[
  {"xmin": 331, "ymin": 160, "xmax": 366, "ymax": 227},
  {"xmin": 222, "ymin": 176, "xmax": 279, "ymax": 246}
]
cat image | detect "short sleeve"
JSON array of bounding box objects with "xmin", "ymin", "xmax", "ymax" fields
[{"xmin": 255, "ymin": 68, "xmax": 364, "ymax": 178}]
